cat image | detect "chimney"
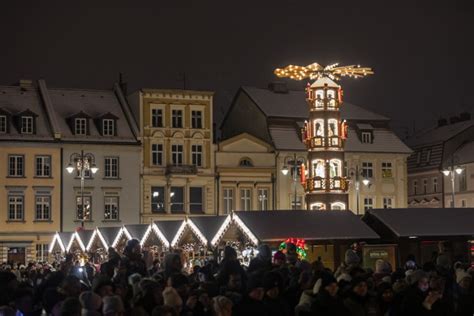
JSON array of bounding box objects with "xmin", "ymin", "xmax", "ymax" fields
[
  {"xmin": 18, "ymin": 79, "xmax": 33, "ymax": 91},
  {"xmin": 459, "ymin": 112, "xmax": 471, "ymax": 122},
  {"xmin": 449, "ymin": 116, "xmax": 460, "ymax": 124},
  {"xmin": 437, "ymin": 118, "xmax": 448, "ymax": 127},
  {"xmin": 268, "ymin": 82, "xmax": 288, "ymax": 94}
]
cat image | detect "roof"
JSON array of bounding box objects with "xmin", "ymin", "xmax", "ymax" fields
[
  {"xmin": 407, "ymin": 120, "xmax": 474, "ymax": 147},
  {"xmin": 452, "ymin": 141, "xmax": 474, "ymax": 165},
  {"xmin": 48, "ymin": 88, "xmax": 137, "ymax": 142},
  {"xmin": 241, "ymin": 86, "xmax": 389, "ymax": 121},
  {"xmin": 0, "ymin": 85, "xmax": 55, "ymax": 141},
  {"xmin": 124, "ymin": 224, "xmax": 149, "ymax": 240},
  {"xmin": 58, "ymin": 232, "xmax": 73, "ymax": 246},
  {"xmin": 77, "ymin": 230, "xmax": 94, "ymax": 247},
  {"xmin": 97, "ymin": 226, "xmax": 122, "ymax": 247},
  {"xmin": 154, "ymin": 220, "xmax": 183, "ymax": 243},
  {"xmin": 364, "ymin": 208, "xmax": 474, "ymax": 237},
  {"xmin": 310, "ymin": 77, "xmax": 340, "ymax": 88},
  {"xmin": 235, "ymin": 210, "xmax": 379, "ymax": 241},
  {"xmin": 269, "ymin": 127, "xmax": 306, "ymax": 151},
  {"xmin": 190, "ymin": 216, "xmax": 227, "ymax": 242}
]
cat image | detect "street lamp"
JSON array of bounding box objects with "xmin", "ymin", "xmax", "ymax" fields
[
  {"xmin": 281, "ymin": 154, "xmax": 305, "ymax": 210},
  {"xmin": 66, "ymin": 150, "xmax": 98, "ymax": 228},
  {"xmin": 348, "ymin": 165, "xmax": 370, "ymax": 215},
  {"xmin": 442, "ymin": 156, "xmax": 463, "ymax": 208}
]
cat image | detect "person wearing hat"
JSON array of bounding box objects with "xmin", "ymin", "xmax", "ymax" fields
[
  {"xmin": 233, "ymin": 271, "xmax": 266, "ymax": 316},
  {"xmin": 343, "ymin": 275, "xmax": 377, "ymax": 316},
  {"xmin": 310, "ymin": 273, "xmax": 348, "ymax": 316},
  {"xmin": 454, "ymin": 268, "xmax": 473, "ymax": 316},
  {"xmin": 262, "ymin": 271, "xmax": 290, "ymax": 316}
]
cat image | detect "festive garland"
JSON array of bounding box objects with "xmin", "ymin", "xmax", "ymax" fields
[{"xmin": 279, "ymin": 238, "xmax": 307, "ymax": 259}]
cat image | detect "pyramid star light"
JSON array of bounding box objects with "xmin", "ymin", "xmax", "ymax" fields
[{"xmin": 274, "ymin": 62, "xmax": 374, "ymax": 81}]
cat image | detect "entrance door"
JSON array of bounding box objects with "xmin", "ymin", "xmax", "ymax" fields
[{"xmin": 8, "ymin": 247, "xmax": 26, "ymax": 265}]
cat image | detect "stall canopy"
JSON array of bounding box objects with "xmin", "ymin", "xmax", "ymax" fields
[
  {"xmin": 154, "ymin": 220, "xmax": 183, "ymax": 246},
  {"xmin": 97, "ymin": 227, "xmax": 122, "ymax": 248},
  {"xmin": 363, "ymin": 208, "xmax": 474, "ymax": 238},
  {"xmin": 236, "ymin": 210, "xmax": 379, "ymax": 242},
  {"xmin": 191, "ymin": 216, "xmax": 227, "ymax": 245}
]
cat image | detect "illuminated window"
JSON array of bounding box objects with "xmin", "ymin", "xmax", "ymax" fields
[
  {"xmin": 170, "ymin": 187, "xmax": 184, "ymax": 213},
  {"xmin": 310, "ymin": 202, "xmax": 325, "ymax": 210},
  {"xmin": 381, "ymin": 162, "xmax": 392, "ymax": 178},
  {"xmin": 383, "ymin": 197, "xmax": 393, "ymax": 209},
  {"xmin": 35, "ymin": 195, "xmax": 51, "ymax": 220},
  {"xmin": 258, "ymin": 188, "xmax": 268, "ymax": 210},
  {"xmin": 364, "ymin": 197, "xmax": 373, "ymax": 211},
  {"xmin": 151, "ymin": 187, "xmax": 165, "ymax": 213},
  {"xmin": 313, "ymin": 159, "xmax": 326, "ymax": 178},
  {"xmin": 223, "ymin": 188, "xmax": 234, "ymax": 214},
  {"xmin": 240, "ymin": 188, "xmax": 252, "ymax": 211},
  {"xmin": 331, "ymin": 202, "xmax": 345, "ymax": 210},
  {"xmin": 329, "ymin": 159, "xmax": 341, "ymax": 178},
  {"xmin": 104, "ymin": 196, "xmax": 119, "ymax": 220}
]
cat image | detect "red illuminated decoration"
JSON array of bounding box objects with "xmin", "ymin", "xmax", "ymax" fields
[
  {"xmin": 340, "ymin": 120, "xmax": 348, "ymax": 140},
  {"xmin": 279, "ymin": 238, "xmax": 307, "ymax": 258},
  {"xmin": 338, "ymin": 87, "xmax": 343, "ymax": 103},
  {"xmin": 300, "ymin": 163, "xmax": 306, "ymax": 184}
]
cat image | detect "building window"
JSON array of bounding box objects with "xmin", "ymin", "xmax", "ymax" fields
[
  {"xmin": 0, "ymin": 115, "xmax": 7, "ymax": 133},
  {"xmin": 191, "ymin": 110, "xmax": 203, "ymax": 129},
  {"xmin": 21, "ymin": 116, "xmax": 33, "ymax": 134},
  {"xmin": 191, "ymin": 145, "xmax": 202, "ymax": 167},
  {"xmin": 362, "ymin": 162, "xmax": 373, "ymax": 178},
  {"xmin": 239, "ymin": 158, "xmax": 253, "ymax": 167},
  {"xmin": 35, "ymin": 156, "xmax": 51, "ymax": 177},
  {"xmin": 223, "ymin": 188, "xmax": 234, "ymax": 214},
  {"xmin": 413, "ymin": 180, "xmax": 418, "ymax": 195},
  {"xmin": 75, "ymin": 158, "xmax": 92, "ymax": 178},
  {"xmin": 459, "ymin": 168, "xmax": 467, "ymax": 192},
  {"xmin": 423, "ymin": 178, "xmax": 428, "ymax": 194},
  {"xmin": 8, "ymin": 155, "xmax": 24, "ymax": 177},
  {"xmin": 381, "ymin": 162, "xmax": 392, "ymax": 178},
  {"xmin": 240, "ymin": 188, "xmax": 252, "ymax": 211},
  {"xmin": 35, "ymin": 196, "xmax": 51, "ymax": 220},
  {"xmin": 257, "ymin": 188, "xmax": 268, "ymax": 210},
  {"xmin": 102, "ymin": 119, "xmax": 115, "ymax": 136},
  {"xmin": 461, "ymin": 199, "xmax": 467, "ymax": 207},
  {"xmin": 104, "ymin": 196, "xmax": 119, "ymax": 220},
  {"xmin": 104, "ymin": 157, "xmax": 119, "ymax": 178},
  {"xmin": 36, "ymin": 244, "xmax": 49, "ymax": 262},
  {"xmin": 76, "ymin": 196, "xmax": 92, "ymax": 221},
  {"xmin": 151, "ymin": 187, "xmax": 165, "ymax": 213},
  {"xmin": 425, "ymin": 150, "xmax": 431, "ymax": 164},
  {"xmin": 151, "ymin": 109, "xmax": 163, "ymax": 127},
  {"xmin": 172, "ymin": 110, "xmax": 183, "ymax": 128},
  {"xmin": 75, "ymin": 118, "xmax": 87, "ymax": 135},
  {"xmin": 170, "ymin": 187, "xmax": 184, "ymax": 213},
  {"xmin": 8, "ymin": 196, "xmax": 23, "ymax": 220},
  {"xmin": 364, "ymin": 197, "xmax": 373, "ymax": 211},
  {"xmin": 291, "ymin": 195, "xmax": 303, "ymax": 210},
  {"xmin": 190, "ymin": 187, "xmax": 203, "ymax": 213},
  {"xmin": 383, "ymin": 197, "xmax": 393, "ymax": 209},
  {"xmin": 433, "ymin": 177, "xmax": 438, "ymax": 193},
  {"xmin": 151, "ymin": 144, "xmax": 163, "ymax": 166},
  {"xmin": 171, "ymin": 145, "xmax": 183, "ymax": 166},
  {"xmin": 361, "ymin": 132, "xmax": 372, "ymax": 143}
]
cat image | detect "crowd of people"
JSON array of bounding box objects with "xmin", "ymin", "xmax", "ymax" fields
[{"xmin": 0, "ymin": 239, "xmax": 473, "ymax": 316}]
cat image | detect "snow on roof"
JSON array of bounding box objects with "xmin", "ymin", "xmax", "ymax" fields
[
  {"xmin": 241, "ymin": 86, "xmax": 390, "ymax": 121},
  {"xmin": 407, "ymin": 120, "xmax": 474, "ymax": 147}
]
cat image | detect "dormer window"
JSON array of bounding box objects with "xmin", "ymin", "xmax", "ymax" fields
[
  {"xmin": 103, "ymin": 119, "xmax": 115, "ymax": 136},
  {"xmin": 361, "ymin": 132, "xmax": 372, "ymax": 143},
  {"xmin": 75, "ymin": 118, "xmax": 87, "ymax": 135},
  {"xmin": 21, "ymin": 116, "xmax": 33, "ymax": 134},
  {"xmin": 0, "ymin": 115, "xmax": 6, "ymax": 133}
]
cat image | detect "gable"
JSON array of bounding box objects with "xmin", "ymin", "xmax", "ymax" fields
[{"xmin": 221, "ymin": 136, "xmax": 271, "ymax": 153}]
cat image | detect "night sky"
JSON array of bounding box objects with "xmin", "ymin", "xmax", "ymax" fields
[{"xmin": 1, "ymin": 1, "xmax": 473, "ymax": 137}]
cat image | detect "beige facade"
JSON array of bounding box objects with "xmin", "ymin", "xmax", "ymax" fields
[
  {"xmin": 129, "ymin": 89, "xmax": 215, "ymax": 222},
  {"xmin": 216, "ymin": 133, "xmax": 275, "ymax": 214},
  {"xmin": 0, "ymin": 143, "xmax": 61, "ymax": 263}
]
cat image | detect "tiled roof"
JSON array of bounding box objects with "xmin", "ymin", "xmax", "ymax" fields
[
  {"xmin": 406, "ymin": 120, "xmax": 474, "ymax": 147},
  {"xmin": 452, "ymin": 141, "xmax": 474, "ymax": 165},
  {"xmin": 242, "ymin": 86, "xmax": 390, "ymax": 121},
  {"xmin": 269, "ymin": 127, "xmax": 306, "ymax": 151}
]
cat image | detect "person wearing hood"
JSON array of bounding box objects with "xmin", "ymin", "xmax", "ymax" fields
[
  {"xmin": 343, "ymin": 275, "xmax": 377, "ymax": 316},
  {"xmin": 247, "ymin": 244, "xmax": 273, "ymax": 274},
  {"xmin": 310, "ymin": 273, "xmax": 348, "ymax": 316},
  {"xmin": 401, "ymin": 270, "xmax": 443, "ymax": 316}
]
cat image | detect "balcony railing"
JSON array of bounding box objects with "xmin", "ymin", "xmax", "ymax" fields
[
  {"xmin": 305, "ymin": 136, "xmax": 343, "ymax": 149},
  {"xmin": 305, "ymin": 176, "xmax": 348, "ymax": 192},
  {"xmin": 166, "ymin": 164, "xmax": 198, "ymax": 175}
]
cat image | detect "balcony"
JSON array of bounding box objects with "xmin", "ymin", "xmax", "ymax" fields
[
  {"xmin": 305, "ymin": 136, "xmax": 343, "ymax": 149},
  {"xmin": 165, "ymin": 165, "xmax": 198, "ymax": 175},
  {"xmin": 305, "ymin": 176, "xmax": 348, "ymax": 192}
]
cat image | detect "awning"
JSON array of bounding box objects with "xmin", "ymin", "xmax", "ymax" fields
[
  {"xmin": 154, "ymin": 220, "xmax": 183, "ymax": 244},
  {"xmin": 363, "ymin": 208, "xmax": 474, "ymax": 238},
  {"xmin": 97, "ymin": 227, "xmax": 122, "ymax": 248},
  {"xmin": 235, "ymin": 210, "xmax": 379, "ymax": 242},
  {"xmin": 190, "ymin": 216, "xmax": 227, "ymax": 244}
]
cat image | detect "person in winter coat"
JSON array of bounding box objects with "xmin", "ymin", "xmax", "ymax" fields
[
  {"xmin": 401, "ymin": 270, "xmax": 443, "ymax": 316},
  {"xmin": 79, "ymin": 291, "xmax": 102, "ymax": 316},
  {"xmin": 122, "ymin": 239, "xmax": 147, "ymax": 278},
  {"xmin": 310, "ymin": 273, "xmax": 348, "ymax": 316},
  {"xmin": 247, "ymin": 244, "xmax": 273, "ymax": 274},
  {"xmin": 343, "ymin": 275, "xmax": 378, "ymax": 316},
  {"xmin": 233, "ymin": 271, "xmax": 268, "ymax": 316},
  {"xmin": 375, "ymin": 282, "xmax": 395, "ymax": 316},
  {"xmin": 453, "ymin": 269, "xmax": 473, "ymax": 316},
  {"xmin": 262, "ymin": 271, "xmax": 290, "ymax": 316}
]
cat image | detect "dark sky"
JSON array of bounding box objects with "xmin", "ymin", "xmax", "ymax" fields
[{"xmin": 1, "ymin": 1, "xmax": 473, "ymax": 137}]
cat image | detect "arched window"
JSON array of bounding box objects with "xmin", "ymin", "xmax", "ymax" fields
[
  {"xmin": 313, "ymin": 119, "xmax": 325, "ymax": 137},
  {"xmin": 331, "ymin": 202, "xmax": 346, "ymax": 210},
  {"xmin": 329, "ymin": 159, "xmax": 342, "ymax": 178},
  {"xmin": 310, "ymin": 202, "xmax": 326, "ymax": 210},
  {"xmin": 327, "ymin": 119, "xmax": 338, "ymax": 137},
  {"xmin": 239, "ymin": 158, "xmax": 253, "ymax": 167},
  {"xmin": 315, "ymin": 89, "xmax": 324, "ymax": 108},
  {"xmin": 327, "ymin": 89, "xmax": 336, "ymax": 108},
  {"xmin": 312, "ymin": 159, "xmax": 326, "ymax": 178}
]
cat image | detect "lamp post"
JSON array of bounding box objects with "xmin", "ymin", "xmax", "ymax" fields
[
  {"xmin": 66, "ymin": 150, "xmax": 98, "ymax": 228},
  {"xmin": 442, "ymin": 155, "xmax": 463, "ymax": 208},
  {"xmin": 348, "ymin": 165, "xmax": 370, "ymax": 215},
  {"xmin": 281, "ymin": 154, "xmax": 305, "ymax": 210}
]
